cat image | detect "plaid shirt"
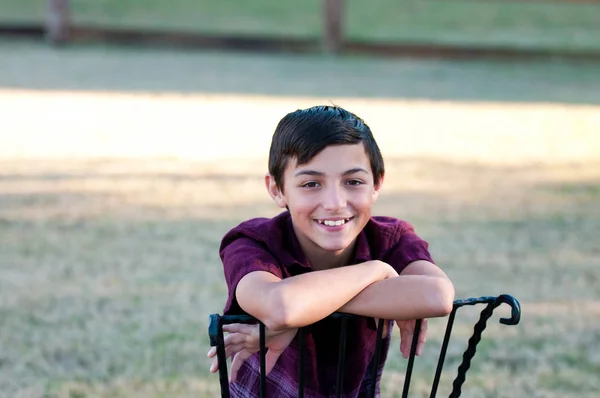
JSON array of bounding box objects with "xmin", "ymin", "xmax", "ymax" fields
[{"xmin": 220, "ymin": 211, "xmax": 433, "ymax": 397}]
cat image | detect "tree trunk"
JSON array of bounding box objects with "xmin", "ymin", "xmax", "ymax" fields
[
  {"xmin": 323, "ymin": 0, "xmax": 344, "ymax": 54},
  {"xmin": 46, "ymin": 0, "xmax": 70, "ymax": 44}
]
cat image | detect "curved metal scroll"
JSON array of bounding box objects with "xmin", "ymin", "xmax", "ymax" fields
[{"xmin": 427, "ymin": 294, "xmax": 521, "ymax": 398}]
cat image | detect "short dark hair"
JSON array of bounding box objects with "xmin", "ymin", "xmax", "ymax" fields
[{"xmin": 268, "ymin": 105, "xmax": 384, "ymax": 191}]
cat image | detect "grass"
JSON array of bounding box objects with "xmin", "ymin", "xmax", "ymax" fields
[
  {"xmin": 1, "ymin": 39, "xmax": 600, "ymax": 106},
  {"xmin": 1, "ymin": 0, "xmax": 600, "ymax": 52},
  {"xmin": 1, "ymin": 156, "xmax": 599, "ymax": 398},
  {"xmin": 1, "ymin": 41, "xmax": 600, "ymax": 397}
]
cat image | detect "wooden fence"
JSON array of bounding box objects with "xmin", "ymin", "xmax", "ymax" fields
[
  {"xmin": 45, "ymin": 0, "xmax": 345, "ymax": 53},
  {"xmin": 31, "ymin": 0, "xmax": 600, "ymax": 61}
]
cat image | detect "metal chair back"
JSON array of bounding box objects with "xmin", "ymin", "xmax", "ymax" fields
[{"xmin": 208, "ymin": 294, "xmax": 521, "ymax": 398}]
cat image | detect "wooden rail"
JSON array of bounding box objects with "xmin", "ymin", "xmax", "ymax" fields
[
  {"xmin": 43, "ymin": 0, "xmax": 346, "ymax": 53},
  {"xmin": 46, "ymin": 0, "xmax": 70, "ymax": 44}
]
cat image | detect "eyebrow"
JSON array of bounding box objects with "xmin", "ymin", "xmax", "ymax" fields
[{"xmin": 293, "ymin": 167, "xmax": 369, "ymax": 177}]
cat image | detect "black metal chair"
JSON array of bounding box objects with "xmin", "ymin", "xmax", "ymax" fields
[{"xmin": 209, "ymin": 294, "xmax": 521, "ymax": 398}]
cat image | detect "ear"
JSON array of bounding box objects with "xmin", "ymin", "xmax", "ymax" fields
[
  {"xmin": 265, "ymin": 174, "xmax": 287, "ymax": 208},
  {"xmin": 372, "ymin": 174, "xmax": 384, "ymax": 202}
]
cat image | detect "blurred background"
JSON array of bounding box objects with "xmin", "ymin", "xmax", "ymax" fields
[{"xmin": 1, "ymin": 1, "xmax": 599, "ymax": 397}]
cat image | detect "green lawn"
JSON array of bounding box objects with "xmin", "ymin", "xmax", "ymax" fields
[
  {"xmin": 0, "ymin": 40, "xmax": 599, "ymax": 398},
  {"xmin": 2, "ymin": 0, "xmax": 600, "ymax": 52},
  {"xmin": 1, "ymin": 39, "xmax": 600, "ymax": 105},
  {"xmin": 1, "ymin": 157, "xmax": 599, "ymax": 398}
]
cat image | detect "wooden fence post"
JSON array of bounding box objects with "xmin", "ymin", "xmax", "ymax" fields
[
  {"xmin": 46, "ymin": 0, "xmax": 70, "ymax": 44},
  {"xmin": 323, "ymin": 0, "xmax": 345, "ymax": 54}
]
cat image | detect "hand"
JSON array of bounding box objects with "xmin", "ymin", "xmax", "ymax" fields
[
  {"xmin": 397, "ymin": 318, "xmax": 427, "ymax": 358},
  {"xmin": 207, "ymin": 323, "xmax": 298, "ymax": 382}
]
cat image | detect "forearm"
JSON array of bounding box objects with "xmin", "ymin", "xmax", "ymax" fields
[
  {"xmin": 239, "ymin": 261, "xmax": 390, "ymax": 330},
  {"xmin": 338, "ymin": 275, "xmax": 455, "ymax": 320},
  {"xmin": 275, "ymin": 261, "xmax": 393, "ymax": 328}
]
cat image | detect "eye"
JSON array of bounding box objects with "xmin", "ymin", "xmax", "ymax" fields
[
  {"xmin": 346, "ymin": 179, "xmax": 364, "ymax": 186},
  {"xmin": 301, "ymin": 181, "xmax": 320, "ymax": 189}
]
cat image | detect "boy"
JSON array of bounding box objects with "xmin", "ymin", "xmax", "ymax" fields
[{"xmin": 208, "ymin": 105, "xmax": 455, "ymax": 397}]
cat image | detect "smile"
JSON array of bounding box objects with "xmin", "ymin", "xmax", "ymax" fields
[{"xmin": 315, "ymin": 217, "xmax": 354, "ymax": 226}]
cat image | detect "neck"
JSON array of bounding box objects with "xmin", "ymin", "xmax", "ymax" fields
[
  {"xmin": 310, "ymin": 248, "xmax": 353, "ymax": 271},
  {"xmin": 294, "ymin": 230, "xmax": 356, "ymax": 271}
]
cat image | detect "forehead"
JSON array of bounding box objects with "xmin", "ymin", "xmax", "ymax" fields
[{"xmin": 288, "ymin": 143, "xmax": 371, "ymax": 174}]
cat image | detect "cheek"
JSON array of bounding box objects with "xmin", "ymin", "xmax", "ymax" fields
[
  {"xmin": 287, "ymin": 193, "xmax": 318, "ymax": 215},
  {"xmin": 350, "ymin": 190, "xmax": 376, "ymax": 209}
]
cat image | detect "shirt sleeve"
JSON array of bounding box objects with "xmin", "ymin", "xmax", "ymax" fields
[
  {"xmin": 219, "ymin": 236, "xmax": 283, "ymax": 315},
  {"xmin": 383, "ymin": 223, "xmax": 434, "ymax": 274}
]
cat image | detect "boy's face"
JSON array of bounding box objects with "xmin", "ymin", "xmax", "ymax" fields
[{"xmin": 267, "ymin": 143, "xmax": 382, "ymax": 260}]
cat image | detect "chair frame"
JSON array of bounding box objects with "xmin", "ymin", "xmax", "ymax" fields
[{"xmin": 209, "ymin": 294, "xmax": 521, "ymax": 398}]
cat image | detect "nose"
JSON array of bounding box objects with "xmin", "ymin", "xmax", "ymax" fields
[{"xmin": 322, "ymin": 184, "xmax": 346, "ymax": 211}]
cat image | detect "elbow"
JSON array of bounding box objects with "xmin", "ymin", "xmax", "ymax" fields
[
  {"xmin": 432, "ymin": 278, "xmax": 455, "ymax": 317},
  {"xmin": 262, "ymin": 289, "xmax": 295, "ymax": 331},
  {"xmin": 263, "ymin": 310, "xmax": 292, "ymax": 332}
]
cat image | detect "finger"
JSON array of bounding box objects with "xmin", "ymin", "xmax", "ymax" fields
[
  {"xmin": 397, "ymin": 322, "xmax": 405, "ymax": 356},
  {"xmin": 223, "ymin": 323, "xmax": 256, "ymax": 334},
  {"xmin": 404, "ymin": 328, "xmax": 414, "ymax": 358},
  {"xmin": 209, "ymin": 343, "xmax": 243, "ymax": 365},
  {"xmin": 265, "ymin": 349, "xmax": 284, "ymax": 375},
  {"xmin": 230, "ymin": 350, "xmax": 253, "ymax": 383},
  {"xmin": 209, "ymin": 356, "xmax": 219, "ymax": 373},
  {"xmin": 224, "ymin": 343, "xmax": 247, "ymax": 360},
  {"xmin": 402, "ymin": 320, "xmax": 417, "ymax": 358},
  {"xmin": 210, "ymin": 341, "xmax": 252, "ymax": 373},
  {"xmin": 417, "ymin": 319, "xmax": 428, "ymax": 356},
  {"xmin": 418, "ymin": 319, "xmax": 428, "ymax": 345},
  {"xmin": 207, "ymin": 346, "xmax": 216, "ymax": 358},
  {"xmin": 399, "ymin": 322, "xmax": 412, "ymax": 358},
  {"xmin": 417, "ymin": 341, "xmax": 424, "ymax": 356},
  {"xmin": 223, "ymin": 332, "xmax": 251, "ymax": 347}
]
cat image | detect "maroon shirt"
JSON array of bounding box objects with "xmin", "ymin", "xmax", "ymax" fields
[{"xmin": 219, "ymin": 211, "xmax": 433, "ymax": 398}]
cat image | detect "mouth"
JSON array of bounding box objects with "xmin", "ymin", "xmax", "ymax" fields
[{"xmin": 314, "ymin": 217, "xmax": 354, "ymax": 227}]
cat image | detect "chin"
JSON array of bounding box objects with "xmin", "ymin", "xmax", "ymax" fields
[{"xmin": 317, "ymin": 239, "xmax": 353, "ymax": 253}]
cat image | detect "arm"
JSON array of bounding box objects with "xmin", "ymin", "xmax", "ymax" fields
[
  {"xmin": 235, "ymin": 260, "xmax": 396, "ymax": 331},
  {"xmin": 338, "ymin": 260, "xmax": 455, "ymax": 320}
]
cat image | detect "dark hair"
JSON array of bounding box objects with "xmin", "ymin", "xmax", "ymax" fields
[{"xmin": 268, "ymin": 105, "xmax": 384, "ymax": 191}]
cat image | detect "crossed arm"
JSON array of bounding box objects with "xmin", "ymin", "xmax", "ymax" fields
[
  {"xmin": 208, "ymin": 259, "xmax": 455, "ymax": 380},
  {"xmin": 236, "ymin": 259, "xmax": 455, "ymax": 331}
]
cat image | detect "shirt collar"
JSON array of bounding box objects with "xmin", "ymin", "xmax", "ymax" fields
[{"xmin": 353, "ymin": 229, "xmax": 372, "ymax": 263}]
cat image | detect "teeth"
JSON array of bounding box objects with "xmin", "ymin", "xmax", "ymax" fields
[{"xmin": 319, "ymin": 218, "xmax": 350, "ymax": 226}]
